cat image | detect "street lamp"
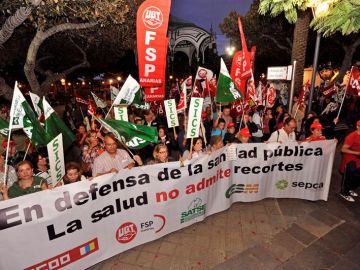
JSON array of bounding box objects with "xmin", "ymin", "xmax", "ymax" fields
[
  {"xmin": 225, "ymin": 46, "xmax": 235, "ymax": 56},
  {"xmin": 307, "ymin": 1, "xmax": 331, "ymax": 113},
  {"xmin": 116, "ymin": 76, "xmax": 122, "ymax": 89}
]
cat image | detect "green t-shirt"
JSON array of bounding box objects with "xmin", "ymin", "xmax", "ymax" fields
[{"xmin": 8, "ymin": 176, "xmax": 46, "ymax": 199}]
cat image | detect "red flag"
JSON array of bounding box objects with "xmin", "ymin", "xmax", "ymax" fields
[
  {"xmin": 238, "ymin": 17, "xmax": 252, "ymax": 79},
  {"xmin": 347, "ymin": 66, "xmax": 360, "ymax": 96},
  {"xmin": 192, "ymin": 67, "xmax": 214, "ymax": 97},
  {"xmin": 177, "ymin": 76, "xmax": 191, "ymax": 111},
  {"xmin": 246, "ymin": 73, "xmax": 256, "ymax": 103},
  {"xmin": 230, "ymin": 51, "xmax": 248, "ymax": 96},
  {"xmin": 87, "ymin": 99, "xmax": 96, "ymax": 116},
  {"xmin": 266, "ymin": 84, "xmax": 276, "ymax": 108},
  {"xmin": 250, "ymin": 46, "xmax": 256, "ymax": 71},
  {"xmin": 321, "ymin": 84, "xmax": 338, "ymax": 97},
  {"xmin": 298, "ymin": 82, "xmax": 310, "ymax": 105},
  {"xmin": 137, "ymin": 0, "xmax": 171, "ymax": 88}
]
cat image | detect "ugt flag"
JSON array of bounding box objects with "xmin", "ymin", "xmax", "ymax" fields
[
  {"xmin": 347, "ymin": 66, "xmax": 360, "ymax": 96},
  {"xmin": 216, "ymin": 58, "xmax": 243, "ymax": 103},
  {"xmin": 97, "ymin": 118, "xmax": 158, "ymax": 149},
  {"xmin": 9, "ymin": 84, "xmax": 49, "ymax": 147}
]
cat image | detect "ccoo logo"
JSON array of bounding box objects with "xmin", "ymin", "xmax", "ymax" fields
[
  {"xmin": 116, "ymin": 222, "xmax": 137, "ymax": 244},
  {"xmin": 142, "ymin": 6, "xmax": 163, "ymax": 29},
  {"xmin": 275, "ymin": 180, "xmax": 289, "ymax": 190}
]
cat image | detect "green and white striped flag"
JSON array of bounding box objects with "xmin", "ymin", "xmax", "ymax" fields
[
  {"xmin": 29, "ymin": 92, "xmax": 42, "ymax": 117},
  {"xmin": 0, "ymin": 117, "xmax": 9, "ymax": 136},
  {"xmin": 216, "ymin": 58, "xmax": 243, "ymax": 103},
  {"xmin": 113, "ymin": 75, "xmax": 149, "ymax": 110},
  {"xmin": 9, "ymin": 84, "xmax": 49, "ymax": 147},
  {"xmin": 91, "ymin": 92, "xmax": 107, "ymax": 108},
  {"xmin": 43, "ymin": 98, "xmax": 75, "ymax": 150}
]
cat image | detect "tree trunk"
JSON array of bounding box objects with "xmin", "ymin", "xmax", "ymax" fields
[
  {"xmin": 291, "ymin": 10, "xmax": 311, "ymax": 95},
  {"xmin": 23, "ymin": 22, "xmax": 96, "ymax": 96},
  {"xmin": 336, "ymin": 38, "xmax": 360, "ymax": 84}
]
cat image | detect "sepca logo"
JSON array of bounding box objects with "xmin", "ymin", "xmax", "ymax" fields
[
  {"xmin": 180, "ymin": 198, "xmax": 206, "ymax": 224},
  {"xmin": 116, "ymin": 222, "xmax": 137, "ymax": 244},
  {"xmin": 24, "ymin": 238, "xmax": 99, "ymax": 270},
  {"xmin": 292, "ymin": 181, "xmax": 324, "ymax": 190},
  {"xmin": 142, "ymin": 6, "xmax": 163, "ymax": 29},
  {"xmin": 275, "ymin": 180, "xmax": 289, "ymax": 190},
  {"xmin": 225, "ymin": 184, "xmax": 259, "ymax": 198}
]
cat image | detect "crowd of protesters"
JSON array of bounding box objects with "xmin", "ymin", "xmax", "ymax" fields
[{"xmin": 0, "ymin": 86, "xmax": 359, "ymax": 202}]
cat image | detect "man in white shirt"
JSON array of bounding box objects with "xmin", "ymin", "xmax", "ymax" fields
[
  {"xmin": 92, "ymin": 134, "xmax": 142, "ymax": 177},
  {"xmin": 267, "ymin": 117, "xmax": 297, "ymax": 143}
]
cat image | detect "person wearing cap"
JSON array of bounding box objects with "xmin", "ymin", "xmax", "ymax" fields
[
  {"xmin": 339, "ymin": 120, "xmax": 360, "ymax": 202},
  {"xmin": 234, "ymin": 128, "xmax": 252, "ymax": 144},
  {"xmin": 303, "ymin": 122, "xmax": 327, "ymax": 142},
  {"xmin": 223, "ymin": 122, "xmax": 236, "ymax": 145}
]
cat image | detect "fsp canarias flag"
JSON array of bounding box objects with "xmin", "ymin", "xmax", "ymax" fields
[
  {"xmin": 137, "ymin": 0, "xmax": 171, "ymax": 88},
  {"xmin": 216, "ymin": 58, "xmax": 243, "ymax": 103},
  {"xmin": 9, "ymin": 84, "xmax": 49, "ymax": 147},
  {"xmin": 43, "ymin": 98, "xmax": 75, "ymax": 150},
  {"xmin": 97, "ymin": 118, "xmax": 158, "ymax": 149}
]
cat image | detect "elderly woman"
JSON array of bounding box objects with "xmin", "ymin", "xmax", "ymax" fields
[
  {"xmin": 1, "ymin": 160, "xmax": 48, "ymax": 200},
  {"xmin": 147, "ymin": 143, "xmax": 175, "ymax": 165}
]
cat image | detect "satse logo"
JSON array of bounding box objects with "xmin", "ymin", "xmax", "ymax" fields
[
  {"xmin": 116, "ymin": 222, "xmax": 137, "ymax": 244},
  {"xmin": 142, "ymin": 6, "xmax": 163, "ymax": 29}
]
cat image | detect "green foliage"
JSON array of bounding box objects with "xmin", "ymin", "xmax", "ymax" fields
[
  {"xmin": 259, "ymin": 0, "xmax": 308, "ymax": 24},
  {"xmin": 311, "ymin": 0, "xmax": 360, "ymax": 36}
]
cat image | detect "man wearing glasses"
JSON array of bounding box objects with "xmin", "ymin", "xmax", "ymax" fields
[
  {"xmin": 93, "ymin": 133, "xmax": 142, "ymax": 177},
  {"xmin": 267, "ymin": 117, "xmax": 297, "ymax": 143}
]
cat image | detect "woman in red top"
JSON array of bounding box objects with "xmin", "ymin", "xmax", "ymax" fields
[
  {"xmin": 339, "ymin": 120, "xmax": 360, "ymax": 202},
  {"xmin": 303, "ymin": 122, "xmax": 326, "ymax": 142}
]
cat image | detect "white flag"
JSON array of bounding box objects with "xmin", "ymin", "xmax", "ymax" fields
[
  {"xmin": 29, "ymin": 92, "xmax": 42, "ymax": 117},
  {"xmin": 113, "ymin": 75, "xmax": 140, "ymax": 105},
  {"xmin": 91, "ymin": 92, "xmax": 107, "ymax": 108}
]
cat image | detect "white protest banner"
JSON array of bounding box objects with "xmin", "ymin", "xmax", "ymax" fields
[
  {"xmin": 267, "ymin": 66, "xmax": 288, "ymax": 80},
  {"xmin": 0, "ymin": 141, "xmax": 336, "ymax": 270},
  {"xmin": 114, "ymin": 105, "xmax": 129, "ymax": 122},
  {"xmin": 47, "ymin": 134, "xmax": 65, "ymax": 187},
  {"xmin": 186, "ymin": 97, "xmax": 203, "ymax": 138},
  {"xmin": 164, "ymin": 99, "xmax": 179, "ymax": 128}
]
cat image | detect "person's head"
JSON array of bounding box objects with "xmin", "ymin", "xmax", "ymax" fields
[
  {"xmin": 218, "ymin": 118, "xmax": 226, "ymax": 130},
  {"xmin": 192, "ymin": 137, "xmax": 204, "ymax": 152},
  {"xmin": 237, "ymin": 128, "xmax": 251, "ymax": 143},
  {"xmin": 104, "ymin": 134, "xmax": 118, "ymax": 155},
  {"xmin": 265, "ymin": 108, "xmax": 272, "ymax": 116},
  {"xmin": 283, "ymin": 117, "xmax": 296, "ymax": 135},
  {"xmin": 15, "ymin": 160, "xmax": 34, "ymax": 181},
  {"xmin": 276, "ymin": 105, "xmax": 284, "ymax": 113},
  {"xmin": 356, "ymin": 120, "xmax": 360, "ymax": 132},
  {"xmin": 210, "ymin": 135, "xmax": 223, "ymax": 150},
  {"xmin": 153, "ymin": 143, "xmax": 168, "ymax": 162},
  {"xmin": 158, "ymin": 126, "xmax": 166, "ymax": 137},
  {"xmin": 293, "ymin": 96, "xmax": 299, "ymax": 103},
  {"xmin": 144, "ymin": 110, "xmax": 155, "ymax": 123},
  {"xmin": 257, "ymin": 105, "xmax": 265, "ymax": 113},
  {"xmin": 223, "ymin": 106, "xmax": 231, "ymax": 116},
  {"xmin": 135, "ymin": 117, "xmax": 143, "ymax": 125},
  {"xmin": 86, "ymin": 131, "xmax": 99, "ymax": 146},
  {"xmin": 65, "ymin": 162, "xmax": 82, "ymax": 183},
  {"xmin": 77, "ymin": 124, "xmax": 86, "ymax": 134},
  {"xmin": 310, "ymin": 122, "xmax": 324, "ymax": 137},
  {"xmin": 307, "ymin": 111, "xmax": 316, "ymax": 119},
  {"xmin": 227, "ymin": 123, "xmax": 235, "ymax": 134},
  {"xmin": 30, "ymin": 149, "xmax": 48, "ymax": 170}
]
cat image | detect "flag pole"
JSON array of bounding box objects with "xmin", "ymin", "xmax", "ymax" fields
[
  {"xmin": 23, "ymin": 142, "xmax": 31, "ymax": 161},
  {"xmin": 336, "ymin": 88, "xmax": 347, "ymax": 120}
]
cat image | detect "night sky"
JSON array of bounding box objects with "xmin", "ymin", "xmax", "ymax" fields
[{"xmin": 171, "ymin": 0, "xmax": 253, "ymax": 54}]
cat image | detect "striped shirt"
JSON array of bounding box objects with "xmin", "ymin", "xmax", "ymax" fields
[{"xmin": 93, "ymin": 149, "xmax": 133, "ymax": 176}]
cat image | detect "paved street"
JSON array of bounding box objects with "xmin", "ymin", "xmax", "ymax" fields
[{"xmin": 89, "ymin": 147, "xmax": 360, "ymax": 270}]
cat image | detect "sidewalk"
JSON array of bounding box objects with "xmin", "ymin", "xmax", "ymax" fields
[{"xmin": 89, "ymin": 148, "xmax": 360, "ymax": 270}]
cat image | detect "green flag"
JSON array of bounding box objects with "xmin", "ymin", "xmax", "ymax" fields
[
  {"xmin": 216, "ymin": 58, "xmax": 243, "ymax": 103},
  {"xmin": 43, "ymin": 98, "xmax": 75, "ymax": 150},
  {"xmin": 9, "ymin": 85, "xmax": 49, "ymax": 147},
  {"xmin": 29, "ymin": 92, "xmax": 43, "ymax": 117},
  {"xmin": 91, "ymin": 92, "xmax": 107, "ymax": 109},
  {"xmin": 97, "ymin": 118, "xmax": 158, "ymax": 149},
  {"xmin": 0, "ymin": 117, "xmax": 9, "ymax": 136},
  {"xmin": 113, "ymin": 75, "xmax": 149, "ymax": 110}
]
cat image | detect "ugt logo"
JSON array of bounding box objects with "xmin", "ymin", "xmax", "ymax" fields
[{"xmin": 225, "ymin": 184, "xmax": 259, "ymax": 198}]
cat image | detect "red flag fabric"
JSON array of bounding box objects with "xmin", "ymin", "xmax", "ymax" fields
[
  {"xmin": 266, "ymin": 84, "xmax": 276, "ymax": 108},
  {"xmin": 347, "ymin": 66, "xmax": 360, "ymax": 96},
  {"xmin": 246, "ymin": 73, "xmax": 256, "ymax": 103},
  {"xmin": 250, "ymin": 46, "xmax": 256, "ymax": 71},
  {"xmin": 238, "ymin": 17, "xmax": 252, "ymax": 79},
  {"xmin": 193, "ymin": 67, "xmax": 214, "ymax": 97},
  {"xmin": 137, "ymin": 0, "xmax": 171, "ymax": 89},
  {"xmin": 230, "ymin": 51, "xmax": 247, "ymax": 96},
  {"xmin": 321, "ymin": 84, "xmax": 338, "ymax": 97},
  {"xmin": 298, "ymin": 82, "xmax": 310, "ymax": 105},
  {"xmin": 87, "ymin": 99, "xmax": 96, "ymax": 116}
]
